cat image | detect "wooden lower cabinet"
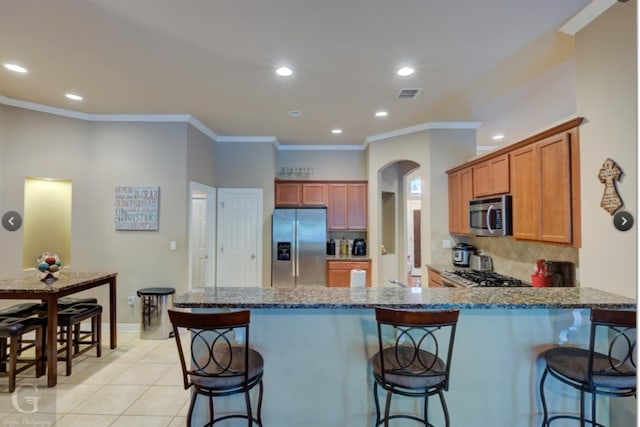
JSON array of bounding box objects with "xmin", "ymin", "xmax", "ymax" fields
[
  {"xmin": 326, "ymin": 260, "xmax": 371, "ymax": 287},
  {"xmin": 427, "ymin": 268, "xmax": 443, "ymax": 288}
]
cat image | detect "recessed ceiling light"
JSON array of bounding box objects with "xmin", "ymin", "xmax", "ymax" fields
[
  {"xmin": 331, "ymin": 129, "xmax": 343, "ymax": 134},
  {"xmin": 397, "ymin": 66, "xmax": 414, "ymax": 77},
  {"xmin": 375, "ymin": 111, "xmax": 388, "ymax": 118},
  {"xmin": 492, "ymin": 134, "xmax": 505, "ymax": 141},
  {"xmin": 65, "ymin": 93, "xmax": 83, "ymax": 101},
  {"xmin": 276, "ymin": 66, "xmax": 293, "ymax": 77},
  {"xmin": 289, "ymin": 111, "xmax": 302, "ymax": 117},
  {"xmin": 3, "ymin": 63, "xmax": 28, "ymax": 73}
]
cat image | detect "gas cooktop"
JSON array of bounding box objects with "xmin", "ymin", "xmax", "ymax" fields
[{"xmin": 441, "ymin": 270, "xmax": 531, "ymax": 288}]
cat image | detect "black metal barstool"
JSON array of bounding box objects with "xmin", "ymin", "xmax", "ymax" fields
[
  {"xmin": 539, "ymin": 308, "xmax": 636, "ymax": 426},
  {"xmin": 168, "ymin": 309, "xmax": 264, "ymax": 426},
  {"xmin": 371, "ymin": 307, "xmax": 460, "ymax": 427}
]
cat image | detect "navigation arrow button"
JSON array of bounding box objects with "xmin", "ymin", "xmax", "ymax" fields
[
  {"xmin": 613, "ymin": 211, "xmax": 634, "ymax": 232},
  {"xmin": 2, "ymin": 211, "xmax": 22, "ymax": 231}
]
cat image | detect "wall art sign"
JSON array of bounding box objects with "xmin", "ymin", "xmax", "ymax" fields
[
  {"xmin": 114, "ymin": 185, "xmax": 160, "ymax": 230},
  {"xmin": 598, "ymin": 158, "xmax": 623, "ymax": 215}
]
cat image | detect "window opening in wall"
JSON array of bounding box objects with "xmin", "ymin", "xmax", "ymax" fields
[{"xmin": 22, "ymin": 177, "xmax": 72, "ymax": 269}]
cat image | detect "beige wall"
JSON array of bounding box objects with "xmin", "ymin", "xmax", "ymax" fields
[
  {"xmin": 367, "ymin": 128, "xmax": 476, "ymax": 284},
  {"xmin": 277, "ymin": 148, "xmax": 367, "ymax": 180},
  {"xmin": 0, "ymin": 105, "xmax": 217, "ymax": 323},
  {"xmin": 577, "ymin": 2, "xmax": 637, "ymax": 299}
]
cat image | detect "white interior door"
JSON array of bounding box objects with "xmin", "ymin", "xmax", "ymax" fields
[
  {"xmin": 216, "ymin": 188, "xmax": 263, "ymax": 287},
  {"xmin": 189, "ymin": 182, "xmax": 216, "ymax": 289}
]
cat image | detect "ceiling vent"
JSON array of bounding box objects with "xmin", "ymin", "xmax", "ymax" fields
[{"xmin": 397, "ymin": 88, "xmax": 421, "ymax": 100}]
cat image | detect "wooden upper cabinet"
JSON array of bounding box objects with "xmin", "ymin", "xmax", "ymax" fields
[
  {"xmin": 511, "ymin": 132, "xmax": 573, "ymax": 244},
  {"xmin": 448, "ymin": 118, "xmax": 582, "ymax": 247},
  {"xmin": 275, "ymin": 182, "xmax": 327, "ymax": 206},
  {"xmin": 275, "ymin": 182, "xmax": 301, "ymax": 206},
  {"xmin": 347, "ymin": 183, "xmax": 367, "ymax": 230},
  {"xmin": 447, "ymin": 167, "xmax": 473, "ymax": 235},
  {"xmin": 301, "ymin": 183, "xmax": 328, "ymax": 206},
  {"xmin": 328, "ymin": 182, "xmax": 367, "ymax": 230},
  {"xmin": 473, "ymin": 154, "xmax": 509, "ymax": 197},
  {"xmin": 276, "ymin": 180, "xmax": 368, "ymax": 230}
]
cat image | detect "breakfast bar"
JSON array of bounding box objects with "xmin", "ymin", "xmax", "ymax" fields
[{"xmin": 174, "ymin": 286, "xmax": 636, "ymax": 426}]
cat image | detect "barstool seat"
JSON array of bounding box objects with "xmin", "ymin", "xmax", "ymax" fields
[
  {"xmin": 371, "ymin": 307, "xmax": 460, "ymax": 427},
  {"xmin": 0, "ymin": 303, "xmax": 46, "ymax": 317},
  {"xmin": 0, "ymin": 316, "xmax": 46, "ymax": 392},
  {"xmin": 539, "ymin": 308, "xmax": 636, "ymax": 426},
  {"xmin": 57, "ymin": 303, "xmax": 102, "ymax": 376},
  {"xmin": 168, "ymin": 309, "xmax": 264, "ymax": 426}
]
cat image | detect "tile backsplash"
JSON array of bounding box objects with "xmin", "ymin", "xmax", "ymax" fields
[{"xmin": 469, "ymin": 236, "xmax": 579, "ymax": 285}]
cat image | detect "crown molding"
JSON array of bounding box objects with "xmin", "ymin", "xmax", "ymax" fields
[
  {"xmin": 364, "ymin": 121, "xmax": 482, "ymax": 146},
  {"xmin": 0, "ymin": 95, "xmax": 222, "ymax": 140},
  {"xmin": 559, "ymin": 0, "xmax": 617, "ymax": 35},
  {"xmin": 277, "ymin": 144, "xmax": 365, "ymax": 151}
]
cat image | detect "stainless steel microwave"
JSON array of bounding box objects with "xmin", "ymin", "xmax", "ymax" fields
[{"xmin": 469, "ymin": 195, "xmax": 512, "ymax": 236}]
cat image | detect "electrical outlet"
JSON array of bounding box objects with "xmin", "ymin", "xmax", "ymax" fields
[
  {"xmin": 442, "ymin": 239, "xmax": 452, "ymax": 249},
  {"xmin": 127, "ymin": 295, "xmax": 135, "ymax": 306}
]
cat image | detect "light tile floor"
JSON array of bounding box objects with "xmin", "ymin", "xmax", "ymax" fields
[{"xmin": 0, "ymin": 331, "xmax": 190, "ymax": 427}]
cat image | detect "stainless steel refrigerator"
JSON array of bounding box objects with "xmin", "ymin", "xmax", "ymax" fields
[{"xmin": 272, "ymin": 207, "xmax": 327, "ymax": 286}]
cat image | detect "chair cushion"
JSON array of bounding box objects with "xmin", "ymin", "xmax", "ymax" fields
[
  {"xmin": 542, "ymin": 346, "xmax": 636, "ymax": 389},
  {"xmin": 58, "ymin": 303, "xmax": 102, "ymax": 325},
  {"xmin": 0, "ymin": 316, "xmax": 45, "ymax": 337},
  {"xmin": 191, "ymin": 346, "xmax": 264, "ymax": 390},
  {"xmin": 0, "ymin": 303, "xmax": 45, "ymax": 317},
  {"xmin": 371, "ymin": 346, "xmax": 447, "ymax": 389}
]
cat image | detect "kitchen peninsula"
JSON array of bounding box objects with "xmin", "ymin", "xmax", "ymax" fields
[{"xmin": 174, "ymin": 286, "xmax": 635, "ymax": 427}]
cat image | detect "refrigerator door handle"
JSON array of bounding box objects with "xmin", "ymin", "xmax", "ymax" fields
[{"xmin": 294, "ymin": 220, "xmax": 300, "ymax": 277}]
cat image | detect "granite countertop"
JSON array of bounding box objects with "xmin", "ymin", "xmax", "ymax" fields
[
  {"xmin": 326, "ymin": 255, "xmax": 371, "ymax": 261},
  {"xmin": 173, "ymin": 286, "xmax": 636, "ymax": 310}
]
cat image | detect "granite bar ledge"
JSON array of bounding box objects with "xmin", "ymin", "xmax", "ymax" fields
[
  {"xmin": 173, "ymin": 286, "xmax": 636, "ymax": 310},
  {"xmin": 173, "ymin": 286, "xmax": 636, "ymax": 426}
]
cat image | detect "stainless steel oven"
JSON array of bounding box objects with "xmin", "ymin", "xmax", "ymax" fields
[{"xmin": 469, "ymin": 195, "xmax": 512, "ymax": 236}]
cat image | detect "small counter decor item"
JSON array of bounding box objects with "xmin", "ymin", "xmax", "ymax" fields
[
  {"xmin": 531, "ymin": 258, "xmax": 552, "ymax": 287},
  {"xmin": 37, "ymin": 252, "xmax": 62, "ymax": 282}
]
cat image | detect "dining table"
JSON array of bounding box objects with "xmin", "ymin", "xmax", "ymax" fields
[{"xmin": 0, "ymin": 271, "xmax": 118, "ymax": 387}]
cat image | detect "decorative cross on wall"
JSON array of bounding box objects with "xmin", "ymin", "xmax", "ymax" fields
[{"xmin": 598, "ymin": 158, "xmax": 623, "ymax": 215}]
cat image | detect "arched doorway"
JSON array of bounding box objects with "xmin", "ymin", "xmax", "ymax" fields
[{"xmin": 378, "ymin": 160, "xmax": 420, "ymax": 285}]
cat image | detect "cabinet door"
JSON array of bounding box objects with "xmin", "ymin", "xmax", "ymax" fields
[
  {"xmin": 511, "ymin": 144, "xmax": 539, "ymax": 240},
  {"xmin": 448, "ymin": 168, "xmax": 473, "ymax": 235},
  {"xmin": 427, "ymin": 268, "xmax": 443, "ymax": 288},
  {"xmin": 328, "ymin": 184, "xmax": 348, "ymax": 230},
  {"xmin": 473, "ymin": 154, "xmax": 509, "ymax": 197},
  {"xmin": 301, "ymin": 183, "xmax": 327, "ymax": 206},
  {"xmin": 347, "ymin": 183, "xmax": 367, "ymax": 230},
  {"xmin": 327, "ymin": 268, "xmax": 351, "ymax": 287},
  {"xmin": 460, "ymin": 168, "xmax": 473, "ymax": 233},
  {"xmin": 538, "ymin": 134, "xmax": 572, "ymax": 243},
  {"xmin": 275, "ymin": 182, "xmax": 301, "ymax": 206},
  {"xmin": 511, "ymin": 134, "xmax": 571, "ymax": 244},
  {"xmin": 472, "ymin": 162, "xmax": 491, "ymax": 197},
  {"xmin": 490, "ymin": 154, "xmax": 510, "ymax": 194}
]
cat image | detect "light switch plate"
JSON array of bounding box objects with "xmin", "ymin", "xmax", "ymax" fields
[{"xmin": 169, "ymin": 241, "xmax": 177, "ymax": 251}]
